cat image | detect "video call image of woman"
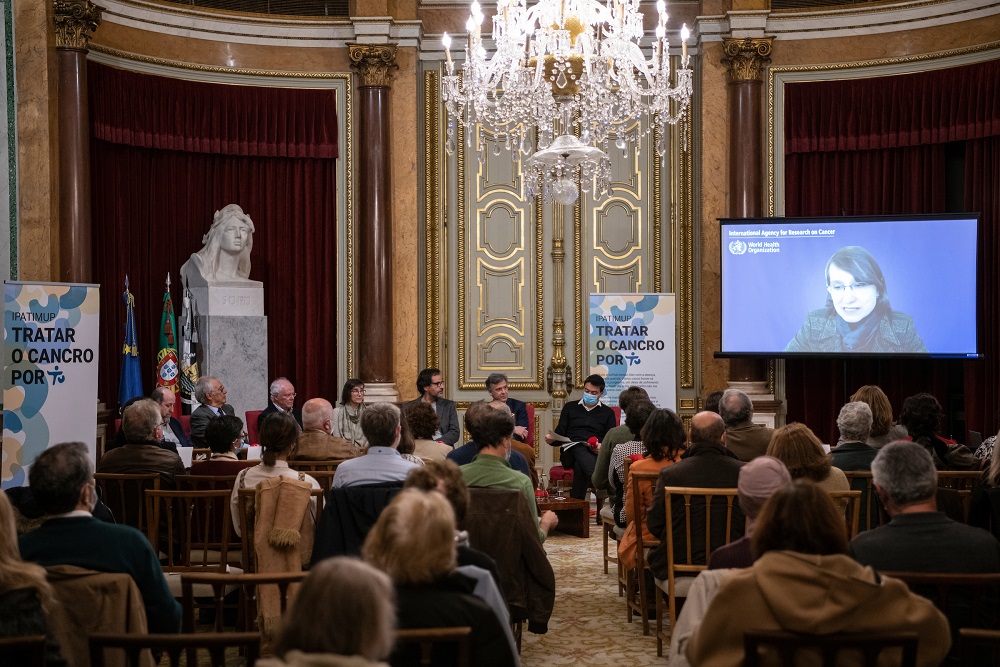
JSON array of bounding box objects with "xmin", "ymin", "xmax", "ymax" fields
[{"xmin": 785, "ymin": 245, "xmax": 928, "ymax": 353}]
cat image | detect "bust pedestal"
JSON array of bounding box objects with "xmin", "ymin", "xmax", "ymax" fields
[{"xmin": 190, "ymin": 284, "xmax": 267, "ymax": 423}]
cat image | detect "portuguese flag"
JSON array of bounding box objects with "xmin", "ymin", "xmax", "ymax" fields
[{"xmin": 156, "ymin": 273, "xmax": 181, "ymax": 416}]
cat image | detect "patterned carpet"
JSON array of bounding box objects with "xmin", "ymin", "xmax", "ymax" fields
[{"xmin": 521, "ymin": 526, "xmax": 669, "ymax": 666}]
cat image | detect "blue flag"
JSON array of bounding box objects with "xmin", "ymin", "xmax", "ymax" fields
[{"xmin": 118, "ymin": 275, "xmax": 144, "ymax": 410}]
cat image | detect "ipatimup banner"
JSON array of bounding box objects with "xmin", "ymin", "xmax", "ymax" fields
[
  {"xmin": 3, "ymin": 281, "xmax": 100, "ymax": 489},
  {"xmin": 589, "ymin": 293, "xmax": 676, "ymax": 411}
]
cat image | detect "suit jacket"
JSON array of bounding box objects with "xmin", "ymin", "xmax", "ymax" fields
[
  {"xmin": 724, "ymin": 421, "xmax": 773, "ymax": 462},
  {"xmin": 257, "ymin": 402, "xmax": 303, "ymax": 432},
  {"xmin": 97, "ymin": 442, "xmax": 186, "ymax": 489},
  {"xmin": 402, "ymin": 397, "xmax": 460, "ymax": 446},
  {"xmin": 506, "ymin": 397, "xmax": 529, "ymax": 442},
  {"xmin": 291, "ymin": 430, "xmax": 362, "ymax": 461},
  {"xmin": 190, "ymin": 403, "xmax": 235, "ymax": 447}
]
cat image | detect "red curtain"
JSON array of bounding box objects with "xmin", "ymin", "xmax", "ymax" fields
[
  {"xmin": 89, "ymin": 62, "xmax": 339, "ymax": 409},
  {"xmin": 783, "ymin": 59, "xmax": 1000, "ymax": 443}
]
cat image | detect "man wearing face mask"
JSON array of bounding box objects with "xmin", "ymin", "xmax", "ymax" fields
[
  {"xmin": 18, "ymin": 442, "xmax": 182, "ymax": 634},
  {"xmin": 461, "ymin": 406, "xmax": 558, "ymax": 544},
  {"xmin": 546, "ymin": 374, "xmax": 618, "ymax": 500}
]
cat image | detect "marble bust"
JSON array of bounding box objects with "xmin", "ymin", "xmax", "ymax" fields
[{"xmin": 181, "ymin": 204, "xmax": 262, "ymax": 287}]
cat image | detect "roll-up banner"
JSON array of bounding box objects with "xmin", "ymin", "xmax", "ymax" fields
[
  {"xmin": 2, "ymin": 281, "xmax": 100, "ymax": 489},
  {"xmin": 589, "ymin": 293, "xmax": 677, "ymax": 411}
]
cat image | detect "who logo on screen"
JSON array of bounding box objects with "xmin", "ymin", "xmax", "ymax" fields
[{"xmin": 729, "ymin": 240, "xmax": 748, "ymax": 255}]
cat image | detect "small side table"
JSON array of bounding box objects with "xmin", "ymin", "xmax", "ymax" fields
[{"xmin": 536, "ymin": 496, "xmax": 590, "ymax": 538}]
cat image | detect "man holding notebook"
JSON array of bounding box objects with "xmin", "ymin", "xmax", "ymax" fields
[{"xmin": 546, "ymin": 374, "xmax": 617, "ymax": 500}]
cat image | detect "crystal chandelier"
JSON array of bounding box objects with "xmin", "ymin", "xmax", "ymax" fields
[{"xmin": 441, "ymin": 0, "xmax": 693, "ymax": 206}]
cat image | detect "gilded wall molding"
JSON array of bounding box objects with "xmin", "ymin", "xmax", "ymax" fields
[
  {"xmin": 54, "ymin": 0, "xmax": 103, "ymax": 50},
  {"xmin": 677, "ymin": 111, "xmax": 694, "ymax": 388},
  {"xmin": 424, "ymin": 70, "xmax": 441, "ymax": 367},
  {"xmin": 722, "ymin": 38, "xmax": 773, "ymax": 83},
  {"xmin": 348, "ymin": 43, "xmax": 398, "ymax": 87}
]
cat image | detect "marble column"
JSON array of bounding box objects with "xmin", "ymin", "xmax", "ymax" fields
[
  {"xmin": 349, "ymin": 44, "xmax": 399, "ymax": 403},
  {"xmin": 722, "ymin": 37, "xmax": 777, "ymax": 405},
  {"xmin": 53, "ymin": 0, "xmax": 101, "ymax": 283}
]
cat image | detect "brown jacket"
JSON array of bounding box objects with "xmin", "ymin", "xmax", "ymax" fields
[
  {"xmin": 723, "ymin": 421, "xmax": 774, "ymax": 462},
  {"xmin": 291, "ymin": 431, "xmax": 361, "ymax": 461},
  {"xmin": 46, "ymin": 565, "xmax": 153, "ymax": 667},
  {"xmin": 97, "ymin": 442, "xmax": 186, "ymax": 488}
]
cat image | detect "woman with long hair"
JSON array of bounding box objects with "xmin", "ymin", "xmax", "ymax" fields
[
  {"xmin": 849, "ymin": 384, "xmax": 907, "ymax": 448},
  {"xmin": 899, "ymin": 392, "xmax": 980, "ymax": 470},
  {"xmin": 0, "ymin": 490, "xmax": 66, "ymax": 667},
  {"xmin": 766, "ymin": 423, "xmax": 849, "ymax": 497},
  {"xmin": 332, "ymin": 379, "xmax": 368, "ymax": 448},
  {"xmin": 686, "ymin": 480, "xmax": 950, "ymax": 667}
]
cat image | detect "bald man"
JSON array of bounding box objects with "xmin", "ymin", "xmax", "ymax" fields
[
  {"xmin": 290, "ymin": 398, "xmax": 362, "ymax": 461},
  {"xmin": 645, "ymin": 411, "xmax": 747, "ymax": 580}
]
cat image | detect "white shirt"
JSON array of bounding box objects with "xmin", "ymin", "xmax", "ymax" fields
[{"xmin": 230, "ymin": 460, "xmax": 320, "ymax": 536}]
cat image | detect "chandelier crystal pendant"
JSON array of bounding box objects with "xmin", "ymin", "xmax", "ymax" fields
[{"xmin": 441, "ymin": 0, "xmax": 693, "ymax": 206}]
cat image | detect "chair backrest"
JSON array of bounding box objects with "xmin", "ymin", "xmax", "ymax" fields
[
  {"xmin": 180, "ymin": 571, "xmax": 307, "ymax": 633},
  {"xmin": 0, "ymin": 635, "xmax": 46, "ymax": 667},
  {"xmin": 631, "ymin": 469, "xmax": 661, "ymax": 560},
  {"xmin": 238, "ymin": 486, "xmax": 325, "ymax": 573},
  {"xmin": 525, "ymin": 403, "xmax": 535, "ymax": 450},
  {"xmin": 245, "ymin": 410, "xmax": 263, "ymax": 445},
  {"xmin": 612, "ymin": 405, "xmax": 622, "ymax": 425},
  {"xmin": 843, "ymin": 470, "xmax": 885, "ymax": 531},
  {"xmin": 94, "ymin": 473, "xmax": 161, "ymax": 532},
  {"xmin": 959, "ymin": 628, "xmax": 1000, "ymax": 666},
  {"xmin": 663, "ymin": 486, "xmax": 744, "ymax": 572},
  {"xmin": 89, "ymin": 632, "xmax": 259, "ymax": 667},
  {"xmin": 176, "ymin": 474, "xmax": 239, "ymax": 491},
  {"xmin": 936, "ymin": 471, "xmax": 982, "ymax": 523},
  {"xmin": 394, "ymin": 627, "xmax": 473, "ymax": 667},
  {"xmin": 743, "ymin": 630, "xmax": 918, "ymax": 667},
  {"xmin": 145, "ymin": 489, "xmax": 233, "ymax": 569},
  {"xmin": 826, "ymin": 489, "xmax": 862, "ymax": 539},
  {"xmin": 288, "ymin": 459, "xmax": 345, "ymax": 474},
  {"xmin": 306, "ymin": 469, "xmax": 337, "ymax": 492}
]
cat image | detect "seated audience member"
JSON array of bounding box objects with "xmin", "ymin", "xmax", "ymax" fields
[
  {"xmin": 364, "ymin": 491, "xmax": 519, "ymax": 667},
  {"xmin": 718, "ymin": 389, "xmax": 773, "ymax": 462},
  {"xmin": 257, "ymin": 377, "xmax": 302, "ymax": 432},
  {"xmin": 486, "ymin": 372, "xmax": 529, "ymax": 443},
  {"xmin": 767, "ymin": 423, "xmax": 849, "ymax": 500},
  {"xmin": 608, "ymin": 400, "xmax": 656, "ymax": 526},
  {"xmin": 19, "ymin": 443, "xmax": 181, "ymax": 634},
  {"xmin": 291, "ymin": 398, "xmax": 362, "ymax": 461},
  {"xmin": 108, "ymin": 389, "xmax": 188, "ymax": 452},
  {"xmin": 687, "ymin": 480, "xmax": 951, "ymax": 667},
  {"xmin": 396, "ymin": 417, "xmax": 426, "ymax": 468},
  {"xmin": 546, "ymin": 374, "xmax": 617, "ymax": 500},
  {"xmin": 0, "ymin": 490, "xmax": 66, "ymax": 667},
  {"xmin": 406, "ymin": 403, "xmax": 452, "ymax": 464},
  {"xmin": 703, "ymin": 390, "xmax": 723, "ymax": 414},
  {"xmin": 404, "ymin": 461, "xmax": 501, "ymax": 585},
  {"xmin": 230, "ymin": 413, "xmax": 320, "ymax": 536},
  {"xmin": 851, "ymin": 441, "xmax": 1000, "ymax": 572},
  {"xmin": 851, "ymin": 384, "xmax": 908, "ymax": 448},
  {"xmin": 332, "ymin": 379, "xmax": 369, "ymax": 448},
  {"xmin": 97, "ymin": 399, "xmax": 185, "ymax": 488},
  {"xmin": 592, "ymin": 386, "xmax": 650, "ymax": 496},
  {"xmin": 971, "ymin": 444, "xmax": 1000, "ymax": 541},
  {"xmin": 401, "ymin": 368, "xmax": 460, "ymax": 446},
  {"xmin": 332, "ymin": 403, "xmax": 420, "ymax": 488},
  {"xmin": 190, "ymin": 376, "xmax": 235, "ymax": 447},
  {"xmin": 259, "ymin": 557, "xmax": 395, "ymax": 667},
  {"xmin": 707, "ymin": 456, "xmax": 791, "ymax": 570},
  {"xmin": 447, "ymin": 402, "xmax": 533, "ymax": 478},
  {"xmin": 618, "ymin": 408, "xmax": 687, "ymax": 571},
  {"xmin": 831, "ymin": 401, "xmax": 878, "ymax": 471},
  {"xmin": 647, "ymin": 411, "xmax": 746, "ymax": 579},
  {"xmin": 189, "ymin": 415, "xmax": 256, "ymax": 475},
  {"xmin": 900, "ymin": 393, "xmax": 980, "ymax": 470},
  {"xmin": 460, "ymin": 406, "xmax": 558, "ymax": 543}
]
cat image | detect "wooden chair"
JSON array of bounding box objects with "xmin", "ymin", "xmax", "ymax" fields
[
  {"xmin": 743, "ymin": 630, "xmax": 918, "ymax": 667},
  {"xmin": 145, "ymin": 489, "xmax": 235, "ymax": 569},
  {"xmin": 827, "ymin": 489, "xmax": 862, "ymax": 539},
  {"xmin": 843, "ymin": 470, "xmax": 886, "ymax": 531},
  {"xmin": 191, "ymin": 447, "xmax": 212, "ymax": 460},
  {"xmin": 601, "ymin": 457, "xmax": 629, "ymax": 581},
  {"xmin": 625, "ymin": 469, "xmax": 660, "ymax": 635},
  {"xmin": 94, "ymin": 472, "xmax": 160, "ymax": 533},
  {"xmin": 287, "ymin": 459, "xmax": 345, "ymax": 474},
  {"xmin": 89, "ymin": 631, "xmax": 260, "ymax": 667},
  {"xmin": 936, "ymin": 470, "xmax": 982, "ymax": 523},
  {"xmin": 656, "ymin": 486, "xmax": 743, "ymax": 656},
  {"xmin": 0, "ymin": 635, "xmax": 46, "ymax": 667},
  {"xmin": 959, "ymin": 628, "xmax": 1000, "ymax": 665},
  {"xmin": 237, "ymin": 486, "xmax": 324, "ymax": 573},
  {"xmin": 394, "ymin": 627, "xmax": 472, "ymax": 667},
  {"xmin": 180, "ymin": 571, "xmax": 306, "ymax": 633},
  {"xmin": 305, "ymin": 468, "xmax": 337, "ymax": 493},
  {"xmin": 176, "ymin": 474, "xmax": 239, "ymax": 491}
]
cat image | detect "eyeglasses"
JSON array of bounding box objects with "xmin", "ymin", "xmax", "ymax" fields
[
  {"xmin": 351, "ymin": 388, "xmax": 366, "ymax": 394},
  {"xmin": 431, "ymin": 381, "xmax": 445, "ymax": 386},
  {"xmin": 827, "ymin": 282, "xmax": 874, "ymax": 296},
  {"xmin": 214, "ymin": 385, "xmax": 227, "ymax": 394}
]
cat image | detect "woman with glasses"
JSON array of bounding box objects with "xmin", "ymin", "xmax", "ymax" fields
[
  {"xmin": 332, "ymin": 379, "xmax": 368, "ymax": 448},
  {"xmin": 785, "ymin": 245, "xmax": 927, "ymax": 353}
]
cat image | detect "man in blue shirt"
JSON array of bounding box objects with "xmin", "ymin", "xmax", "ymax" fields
[{"xmin": 332, "ymin": 403, "xmax": 419, "ymax": 487}]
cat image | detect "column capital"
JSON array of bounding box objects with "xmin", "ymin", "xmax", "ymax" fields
[
  {"xmin": 721, "ymin": 37, "xmax": 773, "ymax": 83},
  {"xmin": 53, "ymin": 0, "xmax": 103, "ymax": 50},
  {"xmin": 348, "ymin": 43, "xmax": 399, "ymax": 88}
]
